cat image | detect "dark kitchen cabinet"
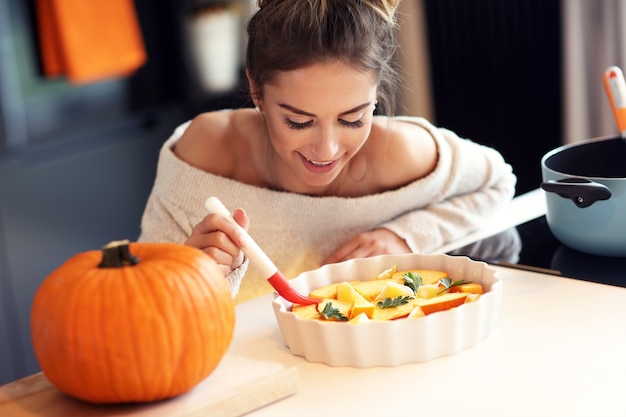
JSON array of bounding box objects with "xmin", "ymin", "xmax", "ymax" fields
[
  {"xmin": 0, "ymin": 0, "xmax": 250, "ymax": 384},
  {"xmin": 424, "ymin": 0, "xmax": 562, "ymax": 195},
  {"xmin": 0, "ymin": 234, "xmax": 21, "ymax": 382},
  {"xmin": 0, "ymin": 108, "xmax": 185, "ymax": 383}
]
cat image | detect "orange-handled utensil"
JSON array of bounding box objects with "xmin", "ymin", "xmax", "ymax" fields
[
  {"xmin": 205, "ymin": 197, "xmax": 322, "ymax": 305},
  {"xmin": 602, "ymin": 66, "xmax": 626, "ymax": 138}
]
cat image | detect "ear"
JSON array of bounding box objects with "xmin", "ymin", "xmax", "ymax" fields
[{"xmin": 246, "ymin": 69, "xmax": 261, "ymax": 108}]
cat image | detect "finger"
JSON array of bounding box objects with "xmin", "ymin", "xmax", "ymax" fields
[
  {"xmin": 325, "ymin": 239, "xmax": 364, "ymax": 264},
  {"xmin": 187, "ymin": 211, "xmax": 249, "ymax": 271},
  {"xmin": 185, "ymin": 223, "xmax": 242, "ymax": 267},
  {"xmin": 232, "ymin": 208, "xmax": 250, "ymax": 231},
  {"xmin": 203, "ymin": 245, "xmax": 242, "ymax": 270},
  {"xmin": 194, "ymin": 213, "xmax": 246, "ymax": 248}
]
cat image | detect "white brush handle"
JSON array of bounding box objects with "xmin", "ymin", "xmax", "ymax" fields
[{"xmin": 204, "ymin": 197, "xmax": 278, "ymax": 278}]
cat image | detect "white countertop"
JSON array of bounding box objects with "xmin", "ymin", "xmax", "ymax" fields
[{"xmin": 227, "ymin": 189, "xmax": 626, "ymax": 417}]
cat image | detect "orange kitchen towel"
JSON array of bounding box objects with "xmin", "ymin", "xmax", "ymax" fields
[{"xmin": 35, "ymin": 0, "xmax": 147, "ymax": 84}]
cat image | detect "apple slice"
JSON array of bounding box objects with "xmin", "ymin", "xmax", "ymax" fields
[
  {"xmin": 349, "ymin": 312, "xmax": 371, "ymax": 324},
  {"xmin": 374, "ymin": 265, "xmax": 398, "ymax": 280},
  {"xmin": 351, "ymin": 279, "xmax": 398, "ymax": 301},
  {"xmin": 416, "ymin": 283, "xmax": 442, "ymax": 299},
  {"xmin": 337, "ymin": 281, "xmax": 376, "ymax": 319},
  {"xmin": 374, "ymin": 281, "xmax": 415, "ymax": 302}
]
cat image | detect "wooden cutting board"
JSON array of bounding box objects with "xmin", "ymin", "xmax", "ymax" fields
[{"xmin": 0, "ymin": 354, "xmax": 299, "ymax": 417}]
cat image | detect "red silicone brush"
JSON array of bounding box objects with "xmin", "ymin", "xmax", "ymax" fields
[{"xmin": 205, "ymin": 197, "xmax": 322, "ymax": 305}]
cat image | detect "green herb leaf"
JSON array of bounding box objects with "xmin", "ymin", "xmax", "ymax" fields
[
  {"xmin": 403, "ymin": 272, "xmax": 422, "ymax": 294},
  {"xmin": 377, "ymin": 295, "xmax": 414, "ymax": 309},
  {"xmin": 438, "ymin": 278, "xmax": 473, "ymax": 295},
  {"xmin": 319, "ymin": 302, "xmax": 349, "ymax": 321}
]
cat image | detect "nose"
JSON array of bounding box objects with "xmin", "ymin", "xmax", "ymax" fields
[{"xmin": 310, "ymin": 124, "xmax": 339, "ymax": 160}]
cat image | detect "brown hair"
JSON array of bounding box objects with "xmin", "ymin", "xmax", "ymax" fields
[{"xmin": 246, "ymin": 0, "xmax": 401, "ymax": 115}]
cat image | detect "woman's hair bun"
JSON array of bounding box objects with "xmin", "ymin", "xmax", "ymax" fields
[
  {"xmin": 376, "ymin": 0, "xmax": 402, "ymax": 23},
  {"xmin": 257, "ymin": 0, "xmax": 401, "ymax": 23}
]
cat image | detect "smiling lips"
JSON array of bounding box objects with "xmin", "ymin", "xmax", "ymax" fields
[
  {"xmin": 308, "ymin": 158, "xmax": 332, "ymax": 167},
  {"xmin": 299, "ymin": 153, "xmax": 338, "ymax": 173}
]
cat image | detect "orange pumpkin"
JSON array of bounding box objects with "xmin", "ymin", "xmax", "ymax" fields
[{"xmin": 30, "ymin": 240, "xmax": 235, "ymax": 404}]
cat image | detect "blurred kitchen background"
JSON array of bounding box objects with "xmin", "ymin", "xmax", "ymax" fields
[{"xmin": 0, "ymin": 0, "xmax": 624, "ymax": 384}]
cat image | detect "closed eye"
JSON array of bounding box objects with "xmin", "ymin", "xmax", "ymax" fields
[
  {"xmin": 285, "ymin": 119, "xmax": 313, "ymax": 130},
  {"xmin": 279, "ymin": 101, "xmax": 372, "ymax": 131},
  {"xmin": 285, "ymin": 118, "xmax": 364, "ymax": 130},
  {"xmin": 339, "ymin": 119, "xmax": 364, "ymax": 128}
]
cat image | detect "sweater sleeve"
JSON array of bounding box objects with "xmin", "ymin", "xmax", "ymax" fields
[{"xmin": 380, "ymin": 125, "xmax": 517, "ymax": 254}]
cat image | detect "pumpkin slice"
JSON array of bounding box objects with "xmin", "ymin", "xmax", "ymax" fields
[
  {"xmin": 371, "ymin": 297, "xmax": 419, "ymax": 320},
  {"xmin": 309, "ymin": 282, "xmax": 338, "ymax": 299},
  {"xmin": 293, "ymin": 298, "xmax": 354, "ymax": 321},
  {"xmin": 393, "ymin": 269, "xmax": 449, "ymax": 285},
  {"xmin": 292, "ymin": 303, "xmax": 321, "ymax": 320},
  {"xmin": 316, "ymin": 299, "xmax": 352, "ymax": 321},
  {"xmin": 414, "ymin": 292, "xmax": 468, "ymax": 315},
  {"xmin": 449, "ymin": 282, "xmax": 484, "ymax": 294},
  {"xmin": 464, "ymin": 294, "xmax": 481, "ymax": 303},
  {"xmin": 407, "ymin": 306, "xmax": 425, "ymax": 318}
]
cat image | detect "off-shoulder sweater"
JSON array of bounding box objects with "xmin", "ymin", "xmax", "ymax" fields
[{"xmin": 138, "ymin": 116, "xmax": 516, "ymax": 304}]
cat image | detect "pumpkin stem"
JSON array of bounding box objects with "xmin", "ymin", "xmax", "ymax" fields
[{"xmin": 98, "ymin": 239, "xmax": 140, "ymax": 268}]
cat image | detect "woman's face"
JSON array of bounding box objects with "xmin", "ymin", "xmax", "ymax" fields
[{"xmin": 256, "ymin": 61, "xmax": 378, "ymax": 194}]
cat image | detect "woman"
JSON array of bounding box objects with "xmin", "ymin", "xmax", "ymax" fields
[{"xmin": 138, "ymin": 0, "xmax": 516, "ymax": 303}]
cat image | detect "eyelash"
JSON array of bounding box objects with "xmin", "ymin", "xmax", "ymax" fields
[
  {"xmin": 285, "ymin": 119, "xmax": 312, "ymax": 130},
  {"xmin": 284, "ymin": 118, "xmax": 364, "ymax": 130},
  {"xmin": 340, "ymin": 119, "xmax": 364, "ymax": 129}
]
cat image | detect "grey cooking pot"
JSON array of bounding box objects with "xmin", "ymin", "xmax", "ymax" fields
[{"xmin": 541, "ymin": 135, "xmax": 626, "ymax": 257}]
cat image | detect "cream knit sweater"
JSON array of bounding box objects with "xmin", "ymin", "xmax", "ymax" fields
[{"xmin": 138, "ymin": 116, "xmax": 516, "ymax": 304}]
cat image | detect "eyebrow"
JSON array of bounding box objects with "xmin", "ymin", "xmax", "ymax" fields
[{"xmin": 277, "ymin": 102, "xmax": 373, "ymax": 117}]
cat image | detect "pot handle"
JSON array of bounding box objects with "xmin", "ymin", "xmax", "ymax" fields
[{"xmin": 541, "ymin": 178, "xmax": 611, "ymax": 208}]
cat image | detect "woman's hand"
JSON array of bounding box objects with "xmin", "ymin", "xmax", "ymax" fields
[
  {"xmin": 324, "ymin": 228, "xmax": 411, "ymax": 264},
  {"xmin": 185, "ymin": 208, "xmax": 250, "ymax": 276}
]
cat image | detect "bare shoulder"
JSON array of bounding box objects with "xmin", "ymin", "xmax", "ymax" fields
[
  {"xmin": 174, "ymin": 109, "xmax": 250, "ymax": 176},
  {"xmin": 367, "ymin": 117, "xmax": 438, "ymax": 186}
]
